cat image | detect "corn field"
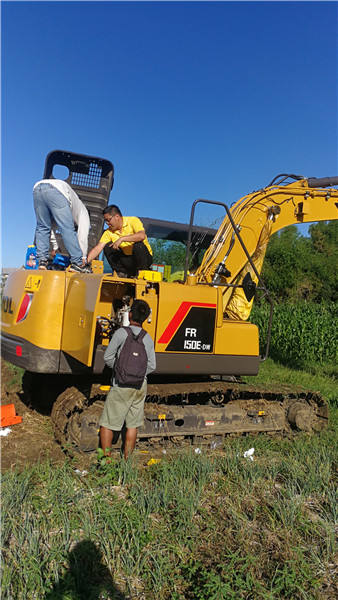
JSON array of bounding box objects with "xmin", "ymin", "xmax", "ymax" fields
[{"xmin": 251, "ymin": 301, "xmax": 337, "ymax": 368}]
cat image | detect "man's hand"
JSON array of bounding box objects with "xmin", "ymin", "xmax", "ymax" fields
[
  {"xmin": 87, "ymin": 241, "xmax": 106, "ymax": 263},
  {"xmin": 111, "ymin": 238, "xmax": 123, "ymax": 250}
]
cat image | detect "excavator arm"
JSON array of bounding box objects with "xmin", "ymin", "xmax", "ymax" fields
[
  {"xmin": 196, "ymin": 175, "xmax": 338, "ymax": 286},
  {"xmin": 194, "ymin": 175, "xmax": 338, "ymax": 320}
]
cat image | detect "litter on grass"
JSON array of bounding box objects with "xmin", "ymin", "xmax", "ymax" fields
[
  {"xmin": 147, "ymin": 458, "xmax": 161, "ymax": 466},
  {"xmin": 210, "ymin": 441, "xmax": 222, "ymax": 450},
  {"xmin": 0, "ymin": 403, "xmax": 22, "ymax": 427},
  {"xmin": 243, "ymin": 448, "xmax": 255, "ymax": 461},
  {"xmin": 0, "ymin": 427, "xmax": 12, "ymax": 437}
]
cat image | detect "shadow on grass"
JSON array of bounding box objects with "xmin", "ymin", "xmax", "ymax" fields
[{"xmin": 45, "ymin": 539, "xmax": 126, "ymax": 600}]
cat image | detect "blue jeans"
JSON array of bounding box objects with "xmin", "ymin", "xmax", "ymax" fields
[{"xmin": 33, "ymin": 183, "xmax": 82, "ymax": 265}]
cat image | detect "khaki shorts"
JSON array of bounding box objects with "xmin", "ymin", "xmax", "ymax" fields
[{"xmin": 99, "ymin": 380, "xmax": 147, "ymax": 430}]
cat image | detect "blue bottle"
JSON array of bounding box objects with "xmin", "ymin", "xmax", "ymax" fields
[{"xmin": 25, "ymin": 245, "xmax": 38, "ymax": 270}]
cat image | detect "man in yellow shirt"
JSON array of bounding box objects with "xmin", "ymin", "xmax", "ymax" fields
[{"xmin": 87, "ymin": 205, "xmax": 153, "ymax": 277}]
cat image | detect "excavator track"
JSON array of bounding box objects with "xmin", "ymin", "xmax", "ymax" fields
[{"xmin": 50, "ymin": 380, "xmax": 329, "ymax": 454}]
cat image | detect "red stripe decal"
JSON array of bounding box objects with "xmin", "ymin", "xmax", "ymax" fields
[
  {"xmin": 16, "ymin": 293, "xmax": 33, "ymax": 323},
  {"xmin": 158, "ymin": 302, "xmax": 216, "ymax": 344}
]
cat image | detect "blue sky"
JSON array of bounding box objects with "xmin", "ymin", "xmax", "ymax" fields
[{"xmin": 1, "ymin": 1, "xmax": 337, "ymax": 267}]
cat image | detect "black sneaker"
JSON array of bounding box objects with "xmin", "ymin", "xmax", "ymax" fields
[
  {"xmin": 69, "ymin": 263, "xmax": 91, "ymax": 274},
  {"xmin": 116, "ymin": 270, "xmax": 128, "ymax": 278},
  {"xmin": 38, "ymin": 260, "xmax": 48, "ymax": 270}
]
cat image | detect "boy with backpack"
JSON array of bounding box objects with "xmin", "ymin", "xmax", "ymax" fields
[{"xmin": 99, "ymin": 299, "xmax": 156, "ymax": 459}]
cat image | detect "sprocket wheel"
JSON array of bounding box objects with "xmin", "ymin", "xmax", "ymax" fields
[{"xmin": 51, "ymin": 386, "xmax": 104, "ymax": 454}]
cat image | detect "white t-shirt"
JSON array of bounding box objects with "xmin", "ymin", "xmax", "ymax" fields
[{"xmin": 34, "ymin": 179, "xmax": 90, "ymax": 259}]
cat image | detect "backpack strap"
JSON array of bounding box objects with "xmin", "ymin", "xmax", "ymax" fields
[
  {"xmin": 135, "ymin": 329, "xmax": 147, "ymax": 342},
  {"xmin": 122, "ymin": 325, "xmax": 147, "ymax": 342}
]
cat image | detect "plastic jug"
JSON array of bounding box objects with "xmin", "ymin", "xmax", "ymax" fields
[{"xmin": 25, "ymin": 245, "xmax": 38, "ymax": 270}]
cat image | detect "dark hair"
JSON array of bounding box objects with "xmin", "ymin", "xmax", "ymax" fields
[
  {"xmin": 102, "ymin": 205, "xmax": 122, "ymax": 217},
  {"xmin": 130, "ymin": 300, "xmax": 151, "ymax": 325}
]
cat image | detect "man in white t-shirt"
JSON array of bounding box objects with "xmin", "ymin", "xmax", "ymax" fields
[{"xmin": 33, "ymin": 179, "xmax": 90, "ymax": 273}]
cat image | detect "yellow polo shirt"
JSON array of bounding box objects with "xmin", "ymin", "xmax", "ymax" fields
[{"xmin": 100, "ymin": 216, "xmax": 152, "ymax": 256}]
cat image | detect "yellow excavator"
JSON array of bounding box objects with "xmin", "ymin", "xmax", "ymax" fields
[{"xmin": 1, "ymin": 150, "xmax": 337, "ymax": 453}]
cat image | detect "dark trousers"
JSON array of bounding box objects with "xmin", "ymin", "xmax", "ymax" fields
[{"xmin": 104, "ymin": 242, "xmax": 152, "ymax": 276}]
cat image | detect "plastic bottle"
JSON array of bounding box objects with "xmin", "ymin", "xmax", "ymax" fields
[{"xmin": 25, "ymin": 245, "xmax": 38, "ymax": 270}]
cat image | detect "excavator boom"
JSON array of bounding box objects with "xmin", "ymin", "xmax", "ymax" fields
[{"xmin": 195, "ymin": 175, "xmax": 338, "ymax": 286}]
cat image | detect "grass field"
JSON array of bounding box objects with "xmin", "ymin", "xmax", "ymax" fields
[{"xmin": 1, "ymin": 359, "xmax": 337, "ymax": 599}]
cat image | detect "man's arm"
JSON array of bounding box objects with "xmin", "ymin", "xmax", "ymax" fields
[
  {"xmin": 112, "ymin": 230, "xmax": 146, "ymax": 250},
  {"xmin": 145, "ymin": 337, "xmax": 156, "ymax": 375},
  {"xmin": 87, "ymin": 241, "xmax": 106, "ymax": 263},
  {"xmin": 103, "ymin": 328, "xmax": 127, "ymax": 369}
]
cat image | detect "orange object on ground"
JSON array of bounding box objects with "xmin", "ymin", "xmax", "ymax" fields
[{"xmin": 0, "ymin": 404, "xmax": 22, "ymax": 427}]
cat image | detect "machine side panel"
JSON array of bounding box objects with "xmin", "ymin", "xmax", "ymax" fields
[
  {"xmin": 214, "ymin": 320, "xmax": 259, "ymax": 356},
  {"xmin": 155, "ymin": 352, "xmax": 260, "ymax": 375},
  {"xmin": 1, "ymin": 270, "xmax": 66, "ymax": 371},
  {"xmin": 1, "ymin": 332, "xmax": 60, "ymax": 372},
  {"xmin": 91, "ymin": 345, "xmax": 260, "ymax": 376},
  {"xmin": 155, "ymin": 282, "xmax": 219, "ymax": 353},
  {"xmin": 61, "ymin": 273, "xmax": 104, "ymax": 366}
]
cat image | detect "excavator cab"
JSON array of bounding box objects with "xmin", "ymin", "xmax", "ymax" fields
[{"xmin": 43, "ymin": 150, "xmax": 114, "ymax": 256}]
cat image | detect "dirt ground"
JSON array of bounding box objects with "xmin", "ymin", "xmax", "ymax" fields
[
  {"xmin": 0, "ymin": 361, "xmax": 169, "ymax": 472},
  {"xmin": 1, "ymin": 361, "xmax": 71, "ymax": 472}
]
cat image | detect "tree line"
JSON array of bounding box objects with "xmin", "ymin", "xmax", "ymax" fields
[{"xmin": 261, "ymin": 221, "xmax": 337, "ymax": 303}]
